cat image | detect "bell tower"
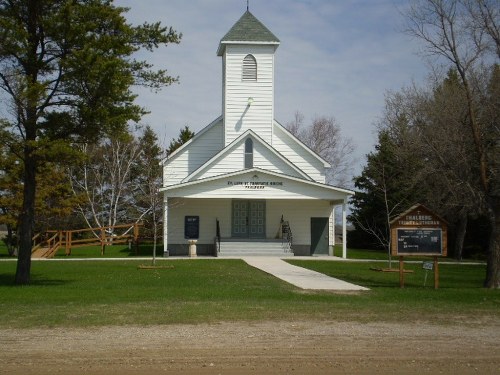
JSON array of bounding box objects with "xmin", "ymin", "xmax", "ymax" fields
[{"xmin": 217, "ymin": 11, "xmax": 280, "ymax": 146}]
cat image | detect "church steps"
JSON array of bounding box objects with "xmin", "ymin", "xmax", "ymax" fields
[{"xmin": 218, "ymin": 239, "xmax": 292, "ymax": 257}]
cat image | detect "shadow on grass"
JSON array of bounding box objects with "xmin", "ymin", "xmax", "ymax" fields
[
  {"xmin": 30, "ymin": 276, "xmax": 72, "ymax": 286},
  {"xmin": 0, "ymin": 273, "xmax": 15, "ymax": 286},
  {"xmin": 119, "ymin": 244, "xmax": 163, "ymax": 257},
  {"xmin": 0, "ymin": 273, "xmax": 72, "ymax": 287}
]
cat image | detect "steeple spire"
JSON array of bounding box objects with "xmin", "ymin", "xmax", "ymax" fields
[{"xmin": 247, "ymin": 0, "xmax": 249, "ymax": 11}]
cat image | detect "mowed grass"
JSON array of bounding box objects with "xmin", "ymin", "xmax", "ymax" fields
[
  {"xmin": 0, "ymin": 243, "xmax": 163, "ymax": 258},
  {"xmin": 0, "ymin": 258, "xmax": 498, "ymax": 328}
]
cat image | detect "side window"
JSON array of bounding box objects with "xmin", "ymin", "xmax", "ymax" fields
[
  {"xmin": 244, "ymin": 138, "xmax": 253, "ymax": 168},
  {"xmin": 242, "ymin": 54, "xmax": 257, "ymax": 81}
]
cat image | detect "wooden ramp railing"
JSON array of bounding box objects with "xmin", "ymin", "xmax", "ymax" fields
[{"xmin": 31, "ymin": 223, "xmax": 142, "ymax": 258}]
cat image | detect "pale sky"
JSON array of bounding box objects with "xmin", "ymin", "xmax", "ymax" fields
[{"xmin": 116, "ymin": 0, "xmax": 428, "ymax": 179}]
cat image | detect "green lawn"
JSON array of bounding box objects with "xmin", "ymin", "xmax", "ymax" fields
[
  {"xmin": 0, "ymin": 258, "xmax": 498, "ymax": 329},
  {"xmin": 0, "ymin": 243, "xmax": 163, "ymax": 258}
]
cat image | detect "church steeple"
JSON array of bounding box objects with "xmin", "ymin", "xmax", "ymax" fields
[
  {"xmin": 218, "ymin": 11, "xmax": 280, "ymax": 146},
  {"xmin": 217, "ymin": 10, "xmax": 280, "ymax": 56}
]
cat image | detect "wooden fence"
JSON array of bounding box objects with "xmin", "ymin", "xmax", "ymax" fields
[{"xmin": 32, "ymin": 223, "xmax": 142, "ymax": 258}]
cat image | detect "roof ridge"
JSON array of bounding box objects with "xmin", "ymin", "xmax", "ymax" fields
[{"xmin": 219, "ymin": 10, "xmax": 280, "ymax": 44}]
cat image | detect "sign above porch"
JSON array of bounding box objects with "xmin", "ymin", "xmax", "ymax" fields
[{"xmin": 161, "ymin": 168, "xmax": 353, "ymax": 203}]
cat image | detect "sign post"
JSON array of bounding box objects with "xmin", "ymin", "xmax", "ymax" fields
[{"xmin": 390, "ymin": 204, "xmax": 447, "ymax": 289}]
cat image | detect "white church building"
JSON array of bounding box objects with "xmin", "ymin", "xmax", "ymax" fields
[{"xmin": 161, "ymin": 10, "xmax": 353, "ymax": 257}]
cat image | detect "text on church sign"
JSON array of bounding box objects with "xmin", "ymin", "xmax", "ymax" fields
[{"xmin": 227, "ymin": 181, "xmax": 284, "ymax": 189}]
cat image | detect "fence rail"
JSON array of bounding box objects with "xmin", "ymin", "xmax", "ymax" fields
[{"xmin": 31, "ymin": 223, "xmax": 142, "ymax": 258}]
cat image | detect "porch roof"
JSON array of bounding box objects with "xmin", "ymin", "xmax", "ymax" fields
[{"xmin": 160, "ymin": 168, "xmax": 353, "ymax": 203}]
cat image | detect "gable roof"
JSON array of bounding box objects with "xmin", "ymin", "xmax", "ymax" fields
[
  {"xmin": 273, "ymin": 120, "xmax": 331, "ymax": 168},
  {"xmin": 217, "ymin": 11, "xmax": 280, "ymax": 56},
  {"xmin": 389, "ymin": 203, "xmax": 449, "ymax": 225},
  {"xmin": 160, "ymin": 116, "xmax": 223, "ymax": 165},
  {"xmin": 182, "ymin": 129, "xmax": 312, "ymax": 183}
]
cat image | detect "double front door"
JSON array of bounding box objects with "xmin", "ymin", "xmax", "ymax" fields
[{"xmin": 232, "ymin": 200, "xmax": 266, "ymax": 238}]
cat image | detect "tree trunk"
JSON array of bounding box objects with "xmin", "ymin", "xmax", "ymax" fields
[
  {"xmin": 454, "ymin": 214, "xmax": 468, "ymax": 261},
  {"xmin": 484, "ymin": 197, "xmax": 500, "ymax": 288},
  {"xmin": 15, "ymin": 149, "xmax": 36, "ymax": 285},
  {"xmin": 15, "ymin": 0, "xmax": 40, "ymax": 285}
]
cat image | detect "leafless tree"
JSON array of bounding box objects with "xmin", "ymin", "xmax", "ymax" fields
[
  {"xmin": 404, "ymin": 0, "xmax": 500, "ymax": 286},
  {"xmin": 286, "ymin": 111, "xmax": 356, "ymax": 188},
  {"xmin": 69, "ymin": 136, "xmax": 144, "ymax": 238}
]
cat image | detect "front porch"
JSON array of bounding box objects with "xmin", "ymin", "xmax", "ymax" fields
[
  {"xmin": 161, "ymin": 169, "xmax": 352, "ymax": 258},
  {"xmin": 163, "ymin": 197, "xmax": 348, "ymax": 258}
]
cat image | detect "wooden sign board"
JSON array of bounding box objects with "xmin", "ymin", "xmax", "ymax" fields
[{"xmin": 390, "ymin": 204, "xmax": 447, "ymax": 257}]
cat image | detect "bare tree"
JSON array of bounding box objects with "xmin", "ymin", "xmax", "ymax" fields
[
  {"xmin": 69, "ymin": 136, "xmax": 144, "ymax": 238},
  {"xmin": 286, "ymin": 111, "xmax": 356, "ymax": 187},
  {"xmin": 463, "ymin": 0, "xmax": 500, "ymax": 58},
  {"xmin": 404, "ymin": 0, "xmax": 500, "ymax": 287},
  {"xmin": 382, "ymin": 75, "xmax": 480, "ymax": 260}
]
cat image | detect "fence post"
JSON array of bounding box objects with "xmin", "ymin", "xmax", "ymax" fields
[
  {"xmin": 65, "ymin": 231, "xmax": 72, "ymax": 256},
  {"xmin": 101, "ymin": 227, "xmax": 106, "ymax": 255},
  {"xmin": 134, "ymin": 223, "xmax": 140, "ymax": 255}
]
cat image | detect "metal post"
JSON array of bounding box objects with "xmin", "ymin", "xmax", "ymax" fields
[
  {"xmin": 434, "ymin": 256, "xmax": 439, "ymax": 289},
  {"xmin": 342, "ymin": 199, "xmax": 347, "ymax": 259},
  {"xmin": 163, "ymin": 198, "xmax": 169, "ymax": 257},
  {"xmin": 399, "ymin": 256, "xmax": 405, "ymax": 288}
]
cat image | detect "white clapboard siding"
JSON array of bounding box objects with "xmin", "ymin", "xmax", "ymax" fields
[
  {"xmin": 163, "ymin": 119, "xmax": 223, "ymax": 186},
  {"xmin": 167, "ymin": 198, "xmax": 231, "ymax": 243},
  {"xmin": 223, "ymin": 45, "xmax": 275, "ymax": 146},
  {"xmin": 267, "ymin": 200, "xmax": 331, "ymax": 245},
  {"xmin": 272, "ymin": 124, "xmax": 326, "ymax": 183},
  {"xmin": 194, "ymin": 138, "xmax": 304, "ymax": 181},
  {"xmin": 167, "ymin": 198, "xmax": 330, "ymax": 246}
]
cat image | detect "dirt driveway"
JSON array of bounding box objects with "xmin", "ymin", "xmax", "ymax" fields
[{"xmin": 1, "ymin": 320, "xmax": 499, "ymax": 375}]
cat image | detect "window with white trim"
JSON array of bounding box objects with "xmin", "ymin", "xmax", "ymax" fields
[
  {"xmin": 242, "ymin": 54, "xmax": 257, "ymax": 81},
  {"xmin": 244, "ymin": 138, "xmax": 253, "ymax": 168}
]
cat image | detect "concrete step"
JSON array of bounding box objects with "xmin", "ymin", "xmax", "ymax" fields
[{"xmin": 218, "ymin": 240, "xmax": 293, "ymax": 257}]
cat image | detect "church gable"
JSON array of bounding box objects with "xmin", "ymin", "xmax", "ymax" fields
[
  {"xmin": 163, "ymin": 117, "xmax": 223, "ymax": 186},
  {"xmin": 183, "ymin": 131, "xmax": 311, "ymax": 183},
  {"xmin": 272, "ymin": 121, "xmax": 328, "ymax": 184}
]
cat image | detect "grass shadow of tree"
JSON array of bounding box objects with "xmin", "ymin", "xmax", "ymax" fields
[{"xmin": 0, "ymin": 272, "xmax": 72, "ymax": 286}]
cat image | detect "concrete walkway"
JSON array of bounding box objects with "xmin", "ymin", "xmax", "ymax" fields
[{"xmin": 243, "ymin": 257, "xmax": 369, "ymax": 291}]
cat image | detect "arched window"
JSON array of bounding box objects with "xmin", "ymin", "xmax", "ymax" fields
[
  {"xmin": 244, "ymin": 138, "xmax": 253, "ymax": 168},
  {"xmin": 242, "ymin": 54, "xmax": 257, "ymax": 81}
]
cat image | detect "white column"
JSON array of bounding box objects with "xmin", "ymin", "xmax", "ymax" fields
[
  {"xmin": 329, "ymin": 203, "xmax": 334, "ymax": 256},
  {"xmin": 342, "ymin": 198, "xmax": 347, "ymax": 259},
  {"xmin": 163, "ymin": 197, "xmax": 169, "ymax": 256}
]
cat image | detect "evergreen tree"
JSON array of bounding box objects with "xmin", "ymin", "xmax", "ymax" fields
[
  {"xmin": 167, "ymin": 126, "xmax": 195, "ymax": 155},
  {"xmin": 349, "ymin": 124, "xmax": 423, "ymax": 253},
  {"xmin": 135, "ymin": 126, "xmax": 163, "ymax": 262},
  {"xmin": 0, "ymin": 0, "xmax": 181, "ymax": 284}
]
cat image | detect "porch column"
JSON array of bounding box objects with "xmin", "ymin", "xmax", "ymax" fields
[
  {"xmin": 342, "ymin": 198, "xmax": 347, "ymax": 259},
  {"xmin": 163, "ymin": 197, "xmax": 168, "ymax": 255},
  {"xmin": 329, "ymin": 203, "xmax": 335, "ymax": 256}
]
